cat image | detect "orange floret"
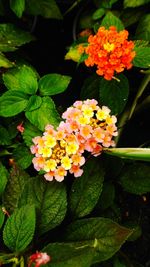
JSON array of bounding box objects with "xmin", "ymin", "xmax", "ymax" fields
[{"xmin": 84, "ymin": 26, "xmax": 136, "ymax": 80}]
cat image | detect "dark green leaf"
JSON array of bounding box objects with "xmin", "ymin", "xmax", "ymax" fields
[
  {"xmin": 19, "ymin": 177, "xmax": 67, "ymax": 234},
  {"xmin": 124, "ymin": 0, "xmax": 150, "ymax": 8},
  {"xmin": 99, "ymin": 74, "xmax": 129, "ymax": 114},
  {"xmin": 101, "ymin": 12, "xmax": 124, "ymax": 31},
  {"xmin": 134, "ymin": 40, "xmax": 149, "ymax": 48},
  {"xmin": 25, "ymin": 95, "xmax": 42, "ymax": 111},
  {"xmin": 25, "ymin": 0, "xmax": 62, "ymax": 19},
  {"xmin": 3, "ymin": 165, "xmax": 30, "ymax": 213},
  {"xmin": 0, "ymin": 207, "xmax": 5, "ymax": 229},
  {"xmin": 97, "ymin": 182, "xmax": 115, "ymax": 210},
  {"xmin": 13, "ymin": 145, "xmax": 33, "ymax": 169},
  {"xmin": 65, "ymin": 217, "xmax": 132, "ymax": 263},
  {"xmin": 0, "ymin": 90, "xmax": 28, "ymax": 117},
  {"xmin": 119, "ymin": 162, "xmax": 150, "ymax": 195},
  {"xmin": 0, "ymin": 162, "xmax": 8, "ymax": 196},
  {"xmin": 121, "ymin": 9, "xmax": 145, "ymax": 28},
  {"xmin": 92, "ymin": 8, "xmax": 105, "ymax": 20},
  {"xmin": 3, "ymin": 65, "xmax": 38, "ymax": 94},
  {"xmin": 10, "ymin": 0, "xmax": 25, "ymax": 18},
  {"xmin": 0, "ymin": 24, "xmax": 34, "ymax": 52},
  {"xmin": 3, "ymin": 205, "xmax": 35, "ymax": 252},
  {"xmin": 0, "ymin": 126, "xmax": 11, "ymax": 145},
  {"xmin": 133, "ymin": 47, "xmax": 150, "ymax": 68},
  {"xmin": 39, "ymin": 74, "xmax": 71, "ymax": 96},
  {"xmin": 95, "ymin": 0, "xmax": 119, "ymax": 8},
  {"xmin": 69, "ymin": 158, "xmax": 104, "ymax": 218},
  {"xmin": 25, "ymin": 96, "xmax": 61, "ymax": 131},
  {"xmin": 135, "ymin": 14, "xmax": 150, "ymax": 41},
  {"xmin": 0, "ymin": 52, "xmax": 13, "ymax": 68},
  {"xmin": 22, "ymin": 121, "xmax": 42, "ymax": 147},
  {"xmin": 80, "ymin": 74, "xmax": 100, "ymax": 100}
]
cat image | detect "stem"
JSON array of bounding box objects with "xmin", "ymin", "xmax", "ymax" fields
[
  {"xmin": 20, "ymin": 256, "xmax": 24, "ymax": 267},
  {"xmin": 63, "ymin": 0, "xmax": 83, "ymax": 16},
  {"xmin": 115, "ymin": 108, "xmax": 130, "ymax": 146}
]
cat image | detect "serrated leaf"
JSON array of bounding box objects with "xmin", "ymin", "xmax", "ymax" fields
[
  {"xmin": 133, "ymin": 47, "xmax": 150, "ymax": 68},
  {"xmin": 135, "ymin": 14, "xmax": 150, "ymax": 41},
  {"xmin": 80, "ymin": 74, "xmax": 100, "ymax": 100},
  {"xmin": 25, "ymin": 0, "xmax": 62, "ymax": 19},
  {"xmin": 0, "ymin": 52, "xmax": 13, "ymax": 68},
  {"xmin": 2, "ymin": 165, "xmax": 30, "ymax": 213},
  {"xmin": 10, "ymin": 0, "xmax": 25, "ymax": 18},
  {"xmin": 3, "ymin": 205, "xmax": 35, "ymax": 252},
  {"xmin": 0, "ymin": 162, "xmax": 8, "ymax": 196},
  {"xmin": 64, "ymin": 217, "xmax": 132, "ymax": 263},
  {"xmin": 69, "ymin": 158, "xmax": 104, "ymax": 218},
  {"xmin": 101, "ymin": 12, "xmax": 124, "ymax": 31},
  {"xmin": 39, "ymin": 74, "xmax": 71, "ymax": 96},
  {"xmin": 0, "ymin": 24, "xmax": 34, "ymax": 52},
  {"xmin": 3, "ymin": 65, "xmax": 38, "ymax": 94},
  {"xmin": 134, "ymin": 40, "xmax": 149, "ymax": 48},
  {"xmin": 119, "ymin": 162, "xmax": 150, "ymax": 195},
  {"xmin": 22, "ymin": 121, "xmax": 42, "ymax": 147},
  {"xmin": 99, "ymin": 74, "xmax": 129, "ymax": 114},
  {"xmin": 25, "ymin": 95, "xmax": 42, "ymax": 111},
  {"xmin": 124, "ymin": 0, "xmax": 150, "ymax": 8},
  {"xmin": 0, "ymin": 207, "xmax": 5, "ymax": 229},
  {"xmin": 19, "ymin": 177, "xmax": 67, "ymax": 234},
  {"xmin": 13, "ymin": 145, "xmax": 33, "ymax": 169},
  {"xmin": 121, "ymin": 9, "xmax": 145, "ymax": 28},
  {"xmin": 0, "ymin": 126, "xmax": 11, "ymax": 145},
  {"xmin": 92, "ymin": 8, "xmax": 105, "ymax": 20},
  {"xmin": 25, "ymin": 96, "xmax": 61, "ymax": 131},
  {"xmin": 0, "ymin": 90, "xmax": 28, "ymax": 117}
]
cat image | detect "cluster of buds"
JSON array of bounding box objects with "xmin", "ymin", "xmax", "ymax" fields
[
  {"xmin": 31, "ymin": 99, "xmax": 117, "ymax": 182},
  {"xmin": 28, "ymin": 252, "xmax": 50, "ymax": 267}
]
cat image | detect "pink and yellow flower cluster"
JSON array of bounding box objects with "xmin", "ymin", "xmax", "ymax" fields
[{"xmin": 31, "ymin": 99, "xmax": 118, "ymax": 182}]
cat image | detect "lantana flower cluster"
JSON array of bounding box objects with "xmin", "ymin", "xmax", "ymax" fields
[
  {"xmin": 31, "ymin": 99, "xmax": 118, "ymax": 182},
  {"xmin": 84, "ymin": 26, "xmax": 136, "ymax": 80}
]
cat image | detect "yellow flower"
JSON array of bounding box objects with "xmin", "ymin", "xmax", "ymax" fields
[
  {"xmin": 61, "ymin": 156, "xmax": 72, "ymax": 170},
  {"xmin": 66, "ymin": 142, "xmax": 79, "ymax": 155},
  {"xmin": 77, "ymin": 116, "xmax": 90, "ymax": 125},
  {"xmin": 96, "ymin": 106, "xmax": 110, "ymax": 121},
  {"xmin": 44, "ymin": 159, "xmax": 57, "ymax": 172},
  {"xmin": 38, "ymin": 147, "xmax": 52, "ymax": 158},
  {"xmin": 44, "ymin": 135, "xmax": 57, "ymax": 148}
]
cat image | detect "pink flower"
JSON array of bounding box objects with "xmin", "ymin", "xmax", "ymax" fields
[
  {"xmin": 28, "ymin": 252, "xmax": 50, "ymax": 267},
  {"xmin": 17, "ymin": 122, "xmax": 24, "ymax": 133}
]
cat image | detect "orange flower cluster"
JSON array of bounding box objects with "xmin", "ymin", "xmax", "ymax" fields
[{"xmin": 84, "ymin": 26, "xmax": 136, "ymax": 80}]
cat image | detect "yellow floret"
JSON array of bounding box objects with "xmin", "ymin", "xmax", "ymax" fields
[
  {"xmin": 38, "ymin": 147, "xmax": 52, "ymax": 157},
  {"xmin": 44, "ymin": 159, "xmax": 57, "ymax": 172},
  {"xmin": 61, "ymin": 156, "xmax": 72, "ymax": 170},
  {"xmin": 66, "ymin": 142, "xmax": 79, "ymax": 155}
]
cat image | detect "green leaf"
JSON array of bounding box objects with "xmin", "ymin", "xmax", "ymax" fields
[
  {"xmin": 92, "ymin": 8, "xmax": 105, "ymax": 20},
  {"xmin": 69, "ymin": 158, "xmax": 104, "ymax": 218},
  {"xmin": 121, "ymin": 9, "xmax": 145, "ymax": 28},
  {"xmin": 39, "ymin": 74, "xmax": 71, "ymax": 96},
  {"xmin": 3, "ymin": 165, "xmax": 30, "ymax": 213},
  {"xmin": 104, "ymin": 148, "xmax": 150, "ymax": 161},
  {"xmin": 19, "ymin": 177, "xmax": 67, "ymax": 234},
  {"xmin": 25, "ymin": 95, "xmax": 42, "ymax": 111},
  {"xmin": 43, "ymin": 243, "xmax": 93, "ymax": 267},
  {"xmin": 22, "ymin": 121, "xmax": 42, "ymax": 147},
  {"xmin": 65, "ymin": 217, "xmax": 132, "ymax": 263},
  {"xmin": 124, "ymin": 0, "xmax": 150, "ymax": 8},
  {"xmin": 99, "ymin": 74, "xmax": 129, "ymax": 114},
  {"xmin": 0, "ymin": 52, "xmax": 13, "ymax": 68},
  {"xmin": 119, "ymin": 162, "xmax": 150, "ymax": 195},
  {"xmin": 95, "ymin": 0, "xmax": 119, "ymax": 8},
  {"xmin": 97, "ymin": 182, "xmax": 115, "ymax": 210},
  {"xmin": 10, "ymin": 0, "xmax": 25, "ymax": 18},
  {"xmin": 25, "ymin": 0, "xmax": 62, "ymax": 19},
  {"xmin": 0, "ymin": 126, "xmax": 11, "ymax": 145},
  {"xmin": 3, "ymin": 205, "xmax": 35, "ymax": 252},
  {"xmin": 3, "ymin": 65, "xmax": 38, "ymax": 94},
  {"xmin": 0, "ymin": 90, "xmax": 28, "ymax": 117},
  {"xmin": 101, "ymin": 12, "xmax": 124, "ymax": 31},
  {"xmin": 0, "ymin": 23, "xmax": 34, "ymax": 52},
  {"xmin": 134, "ymin": 40, "xmax": 149, "ymax": 48},
  {"xmin": 135, "ymin": 14, "xmax": 150, "ymax": 41},
  {"xmin": 0, "ymin": 162, "xmax": 8, "ymax": 196},
  {"xmin": 25, "ymin": 96, "xmax": 61, "ymax": 131},
  {"xmin": 13, "ymin": 145, "xmax": 33, "ymax": 169},
  {"xmin": 0, "ymin": 207, "xmax": 5, "ymax": 229},
  {"xmin": 80, "ymin": 74, "xmax": 100, "ymax": 100}
]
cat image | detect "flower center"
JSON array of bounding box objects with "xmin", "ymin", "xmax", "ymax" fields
[{"xmin": 103, "ymin": 42, "xmax": 115, "ymax": 52}]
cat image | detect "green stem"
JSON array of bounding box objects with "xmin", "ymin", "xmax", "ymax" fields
[
  {"xmin": 20, "ymin": 256, "xmax": 24, "ymax": 267},
  {"xmin": 63, "ymin": 0, "xmax": 83, "ymax": 16}
]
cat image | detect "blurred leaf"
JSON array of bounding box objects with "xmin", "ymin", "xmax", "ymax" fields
[
  {"xmin": 0, "ymin": 24, "xmax": 34, "ymax": 52},
  {"xmin": 135, "ymin": 14, "xmax": 150, "ymax": 41},
  {"xmin": 123, "ymin": 221, "xmax": 142, "ymax": 241},
  {"xmin": 0, "ymin": 90, "xmax": 28, "ymax": 117},
  {"xmin": 101, "ymin": 12, "xmax": 124, "ymax": 31},
  {"xmin": 0, "ymin": 52, "xmax": 13, "ymax": 68},
  {"xmin": 22, "ymin": 121, "xmax": 42, "ymax": 147},
  {"xmin": 13, "ymin": 145, "xmax": 33, "ymax": 169},
  {"xmin": 39, "ymin": 74, "xmax": 71, "ymax": 96},
  {"xmin": 97, "ymin": 182, "xmax": 115, "ymax": 210},
  {"xmin": 3, "ymin": 205, "xmax": 35, "ymax": 252},
  {"xmin": 19, "ymin": 177, "xmax": 67, "ymax": 234},
  {"xmin": 99, "ymin": 74, "xmax": 129, "ymax": 115},
  {"xmin": 3, "ymin": 65, "xmax": 38, "ymax": 94},
  {"xmin": 69, "ymin": 158, "xmax": 104, "ymax": 218},
  {"xmin": 119, "ymin": 162, "xmax": 150, "ymax": 195},
  {"xmin": 10, "ymin": 0, "xmax": 25, "ymax": 18},
  {"xmin": 80, "ymin": 74, "xmax": 100, "ymax": 100},
  {"xmin": 25, "ymin": 96, "xmax": 61, "ymax": 131},
  {"xmin": 0, "ymin": 162, "xmax": 8, "ymax": 196},
  {"xmin": 26, "ymin": 0, "xmax": 62, "ymax": 19},
  {"xmin": 0, "ymin": 126, "xmax": 11, "ymax": 145},
  {"xmin": 3, "ymin": 165, "xmax": 30, "ymax": 213},
  {"xmin": 92, "ymin": 8, "xmax": 105, "ymax": 20},
  {"xmin": 0, "ymin": 207, "xmax": 5, "ymax": 229},
  {"xmin": 65, "ymin": 217, "xmax": 132, "ymax": 263},
  {"xmin": 121, "ymin": 9, "xmax": 145, "ymax": 28},
  {"xmin": 124, "ymin": 0, "xmax": 150, "ymax": 8},
  {"xmin": 134, "ymin": 40, "xmax": 149, "ymax": 48},
  {"xmin": 25, "ymin": 95, "xmax": 42, "ymax": 111},
  {"xmin": 113, "ymin": 257, "xmax": 127, "ymax": 267},
  {"xmin": 104, "ymin": 148, "xmax": 150, "ymax": 161},
  {"xmin": 94, "ymin": 0, "xmax": 119, "ymax": 8},
  {"xmin": 65, "ymin": 45, "xmax": 85, "ymax": 63}
]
